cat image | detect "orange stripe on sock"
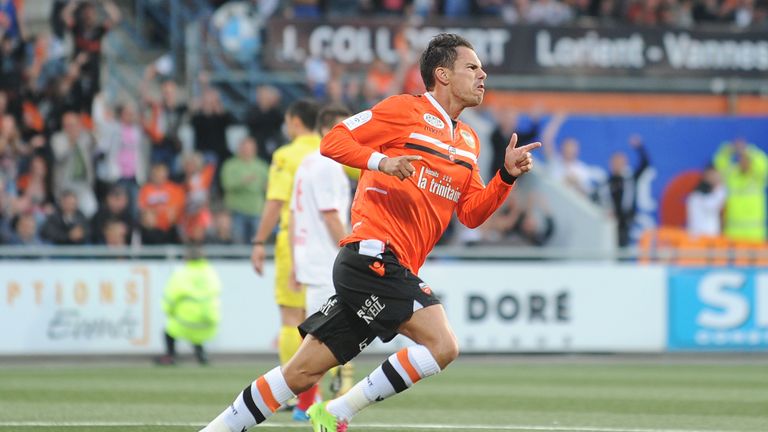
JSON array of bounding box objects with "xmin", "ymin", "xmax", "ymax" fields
[
  {"xmin": 397, "ymin": 349, "xmax": 421, "ymax": 384},
  {"xmin": 256, "ymin": 376, "xmax": 281, "ymax": 413}
]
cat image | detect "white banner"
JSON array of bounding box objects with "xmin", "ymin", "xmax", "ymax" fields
[
  {"xmin": 418, "ymin": 262, "xmax": 667, "ymax": 352},
  {"xmin": 0, "ymin": 260, "xmax": 666, "ymax": 355},
  {"xmin": 0, "ymin": 261, "xmax": 279, "ymax": 355}
]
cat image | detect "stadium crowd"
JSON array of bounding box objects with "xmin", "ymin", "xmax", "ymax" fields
[
  {"xmin": 209, "ymin": 0, "xmax": 768, "ymax": 28},
  {"xmin": 0, "ymin": 0, "xmax": 765, "ymax": 249}
]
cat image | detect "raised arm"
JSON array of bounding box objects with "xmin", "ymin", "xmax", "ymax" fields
[
  {"xmin": 103, "ymin": 0, "xmax": 121, "ymax": 28},
  {"xmin": 540, "ymin": 112, "xmax": 567, "ymax": 162},
  {"xmin": 457, "ymin": 134, "xmax": 541, "ymax": 228}
]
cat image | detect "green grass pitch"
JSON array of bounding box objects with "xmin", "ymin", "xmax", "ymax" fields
[{"xmin": 0, "ymin": 357, "xmax": 766, "ymax": 432}]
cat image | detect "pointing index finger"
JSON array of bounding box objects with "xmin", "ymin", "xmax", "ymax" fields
[
  {"xmin": 404, "ymin": 155, "xmax": 422, "ymax": 161},
  {"xmin": 518, "ymin": 142, "xmax": 542, "ymax": 152}
]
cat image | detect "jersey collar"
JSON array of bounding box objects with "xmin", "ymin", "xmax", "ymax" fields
[{"xmin": 424, "ymin": 92, "xmax": 454, "ymax": 141}]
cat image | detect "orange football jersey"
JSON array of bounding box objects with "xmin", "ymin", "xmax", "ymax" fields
[{"xmin": 321, "ymin": 93, "xmax": 515, "ymax": 274}]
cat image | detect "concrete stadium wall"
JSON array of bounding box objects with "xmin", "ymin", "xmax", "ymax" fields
[{"xmin": 0, "ymin": 260, "xmax": 765, "ymax": 355}]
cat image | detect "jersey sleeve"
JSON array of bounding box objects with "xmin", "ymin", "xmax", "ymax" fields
[
  {"xmin": 266, "ymin": 147, "xmax": 292, "ymax": 202},
  {"xmin": 456, "ymin": 168, "xmax": 515, "ymax": 229},
  {"xmin": 320, "ymin": 95, "xmax": 412, "ymax": 170}
]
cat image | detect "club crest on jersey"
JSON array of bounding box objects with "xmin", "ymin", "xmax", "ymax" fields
[
  {"xmin": 423, "ymin": 113, "xmax": 445, "ymax": 129},
  {"xmin": 448, "ymin": 145, "xmax": 457, "ymax": 161},
  {"xmin": 460, "ymin": 130, "xmax": 476, "ymax": 149}
]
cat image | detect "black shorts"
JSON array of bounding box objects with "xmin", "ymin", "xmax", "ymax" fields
[{"xmin": 298, "ymin": 242, "xmax": 441, "ymax": 364}]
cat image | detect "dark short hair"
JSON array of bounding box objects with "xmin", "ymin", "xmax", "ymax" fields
[
  {"xmin": 316, "ymin": 104, "xmax": 351, "ymax": 133},
  {"xmin": 420, "ymin": 33, "xmax": 474, "ymax": 91},
  {"xmin": 286, "ymin": 99, "xmax": 321, "ymax": 130}
]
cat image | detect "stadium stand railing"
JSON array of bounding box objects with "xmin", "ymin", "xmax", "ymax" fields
[{"xmin": 638, "ymin": 227, "xmax": 768, "ymax": 267}]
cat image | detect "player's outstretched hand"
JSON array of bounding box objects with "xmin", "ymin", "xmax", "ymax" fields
[
  {"xmin": 378, "ymin": 155, "xmax": 422, "ymax": 180},
  {"xmin": 504, "ymin": 133, "xmax": 542, "ymax": 177}
]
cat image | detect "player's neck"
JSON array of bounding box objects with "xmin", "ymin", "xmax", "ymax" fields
[{"xmin": 428, "ymin": 90, "xmax": 463, "ymax": 120}]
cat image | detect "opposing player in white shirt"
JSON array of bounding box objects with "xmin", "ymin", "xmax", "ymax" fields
[{"xmin": 288, "ymin": 105, "xmax": 354, "ymax": 420}]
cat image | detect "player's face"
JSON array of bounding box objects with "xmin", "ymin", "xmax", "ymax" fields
[{"xmin": 448, "ymin": 47, "xmax": 487, "ymax": 108}]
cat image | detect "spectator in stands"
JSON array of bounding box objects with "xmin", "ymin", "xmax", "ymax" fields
[
  {"xmin": 686, "ymin": 164, "xmax": 726, "ymax": 237},
  {"xmin": 0, "ymin": 32, "xmax": 25, "ymax": 96},
  {"xmin": 594, "ymin": 0, "xmax": 620, "ymax": 23},
  {"xmin": 326, "ymin": 0, "xmax": 360, "ymax": 16},
  {"xmin": 713, "ymin": 137, "xmax": 768, "ymax": 242},
  {"xmin": 488, "ymin": 108, "xmax": 540, "ymax": 180},
  {"xmin": 693, "ymin": 0, "xmax": 725, "ymax": 23},
  {"xmin": 625, "ymin": 0, "xmax": 663, "ymax": 25},
  {"xmin": 443, "ymin": 0, "xmax": 471, "ymax": 17},
  {"xmin": 180, "ymin": 152, "xmax": 214, "ymax": 243},
  {"xmin": 0, "ymin": 0, "xmax": 24, "ymax": 44},
  {"xmin": 288, "ymin": 0, "xmax": 322, "ymax": 18},
  {"xmin": 245, "ymin": 85, "xmax": 284, "ymax": 163},
  {"xmin": 44, "ymin": 61, "xmax": 84, "ymax": 135},
  {"xmin": 664, "ymin": 0, "xmax": 696, "ymax": 27},
  {"xmin": 40, "ymin": 189, "xmax": 89, "ymax": 245},
  {"xmin": 0, "ymin": 113, "xmax": 27, "ymax": 190},
  {"xmin": 474, "ymin": 0, "xmax": 508, "ymax": 17},
  {"xmin": 15, "ymin": 154, "xmax": 54, "ymax": 223},
  {"xmin": 526, "ymin": 0, "xmax": 574, "ymax": 24},
  {"xmin": 0, "ymin": 176, "xmax": 10, "ymax": 242},
  {"xmin": 190, "ymin": 87, "xmax": 236, "ymax": 179},
  {"xmin": 304, "ymin": 54, "xmax": 331, "ymax": 100},
  {"xmin": 138, "ymin": 162, "xmax": 185, "ymax": 244},
  {"xmin": 476, "ymin": 191, "xmax": 555, "ymax": 246},
  {"xmin": 373, "ymin": 0, "xmax": 409, "ymax": 14},
  {"xmin": 50, "ymin": 0, "xmax": 70, "ymax": 42},
  {"xmin": 207, "ymin": 209, "xmax": 235, "ymax": 245},
  {"xmin": 475, "ymin": 191, "xmax": 522, "ymax": 244},
  {"xmin": 62, "ymin": 0, "xmax": 120, "ymax": 112},
  {"xmin": 221, "ymin": 136, "xmax": 269, "ymax": 244},
  {"xmin": 8, "ymin": 212, "xmax": 42, "ymax": 246},
  {"xmin": 139, "ymin": 209, "xmax": 174, "ymax": 244},
  {"xmin": 509, "ymin": 195, "xmax": 555, "ymax": 247},
  {"xmin": 599, "ymin": 134, "xmax": 650, "ymax": 248},
  {"xmin": 732, "ymin": 0, "xmax": 757, "ymax": 27},
  {"xmin": 142, "ymin": 72, "xmax": 187, "ymax": 174},
  {"xmin": 102, "ymin": 218, "xmax": 128, "ymax": 248},
  {"xmin": 26, "ymin": 30, "xmax": 68, "ymax": 95},
  {"xmin": 0, "ymin": 91, "xmax": 7, "ymax": 118},
  {"xmin": 50, "ymin": 110, "xmax": 98, "ymax": 217},
  {"xmin": 95, "ymin": 101, "xmax": 148, "ymax": 212},
  {"xmin": 91, "ymin": 184, "xmax": 134, "ymax": 244},
  {"xmin": 366, "ymin": 59, "xmax": 396, "ymax": 100},
  {"xmin": 541, "ymin": 113, "xmax": 604, "ymax": 200}
]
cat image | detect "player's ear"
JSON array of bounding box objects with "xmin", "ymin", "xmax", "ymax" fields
[{"xmin": 435, "ymin": 67, "xmax": 449, "ymax": 86}]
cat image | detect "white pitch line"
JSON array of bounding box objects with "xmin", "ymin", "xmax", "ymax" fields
[{"xmin": 0, "ymin": 421, "xmax": 745, "ymax": 432}]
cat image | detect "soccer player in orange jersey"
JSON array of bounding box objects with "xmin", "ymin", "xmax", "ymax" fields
[{"xmin": 199, "ymin": 33, "xmax": 541, "ymax": 432}]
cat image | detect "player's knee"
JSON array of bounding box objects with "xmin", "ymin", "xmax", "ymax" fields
[
  {"xmin": 281, "ymin": 363, "xmax": 322, "ymax": 394},
  {"xmin": 441, "ymin": 337, "xmax": 460, "ymax": 367},
  {"xmin": 428, "ymin": 336, "xmax": 459, "ymax": 369}
]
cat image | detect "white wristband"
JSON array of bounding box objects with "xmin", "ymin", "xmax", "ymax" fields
[{"xmin": 367, "ymin": 152, "xmax": 387, "ymax": 171}]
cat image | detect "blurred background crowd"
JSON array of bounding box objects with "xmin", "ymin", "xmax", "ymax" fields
[
  {"xmin": 0, "ymin": 0, "xmax": 765, "ymax": 256},
  {"xmin": 207, "ymin": 0, "xmax": 768, "ymax": 28}
]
